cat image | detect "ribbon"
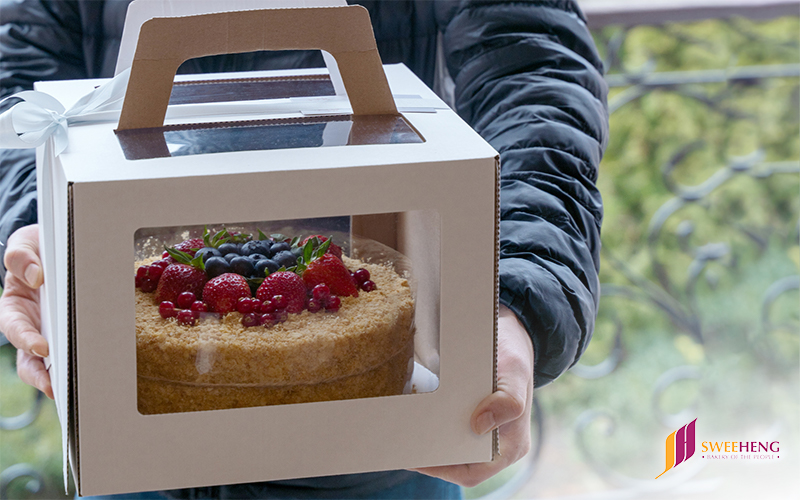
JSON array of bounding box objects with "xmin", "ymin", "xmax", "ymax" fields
[{"xmin": 0, "ymin": 69, "xmax": 131, "ymax": 155}]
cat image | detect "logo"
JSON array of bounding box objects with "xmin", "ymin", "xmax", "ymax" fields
[{"xmin": 656, "ymin": 418, "xmax": 696, "ymax": 479}]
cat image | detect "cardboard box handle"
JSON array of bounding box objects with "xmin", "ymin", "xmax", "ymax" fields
[{"xmin": 117, "ymin": 6, "xmax": 397, "ymax": 131}]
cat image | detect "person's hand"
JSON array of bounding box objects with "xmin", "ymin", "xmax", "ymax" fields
[
  {"xmin": 411, "ymin": 304, "xmax": 534, "ymax": 487},
  {"xmin": 0, "ymin": 224, "xmax": 52, "ymax": 399}
]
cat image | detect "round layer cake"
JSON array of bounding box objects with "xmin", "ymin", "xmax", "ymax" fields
[{"xmin": 136, "ymin": 256, "xmax": 414, "ymax": 414}]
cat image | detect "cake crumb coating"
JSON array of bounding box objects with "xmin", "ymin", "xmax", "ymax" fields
[{"xmin": 135, "ymin": 256, "xmax": 415, "ymax": 414}]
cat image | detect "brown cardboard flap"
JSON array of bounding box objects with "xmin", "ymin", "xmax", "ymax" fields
[{"xmin": 118, "ymin": 6, "xmax": 397, "ymax": 131}]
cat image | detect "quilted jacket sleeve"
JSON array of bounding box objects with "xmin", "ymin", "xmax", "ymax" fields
[
  {"xmin": 436, "ymin": 0, "xmax": 608, "ymax": 387},
  {"xmin": 0, "ymin": 0, "xmax": 87, "ymax": 287}
]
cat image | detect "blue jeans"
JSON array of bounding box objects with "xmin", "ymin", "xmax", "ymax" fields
[{"xmin": 80, "ymin": 471, "xmax": 463, "ymax": 500}]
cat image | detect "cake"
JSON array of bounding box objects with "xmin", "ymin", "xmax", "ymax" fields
[{"xmin": 134, "ymin": 230, "xmax": 415, "ymax": 414}]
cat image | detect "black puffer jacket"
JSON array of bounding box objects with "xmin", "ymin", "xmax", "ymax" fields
[{"xmin": 0, "ymin": 0, "xmax": 607, "ymax": 388}]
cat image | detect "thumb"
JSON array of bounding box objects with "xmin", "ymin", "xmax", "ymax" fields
[
  {"xmin": 470, "ymin": 305, "xmax": 533, "ymax": 435},
  {"xmin": 5, "ymin": 225, "xmax": 43, "ymax": 289}
]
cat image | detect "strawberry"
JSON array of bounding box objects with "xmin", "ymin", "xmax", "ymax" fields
[
  {"xmin": 202, "ymin": 273, "xmax": 251, "ymax": 314},
  {"xmin": 256, "ymin": 271, "xmax": 308, "ymax": 313},
  {"xmin": 154, "ymin": 264, "xmax": 208, "ymax": 304},
  {"xmin": 173, "ymin": 238, "xmax": 205, "ymax": 257},
  {"xmin": 301, "ymin": 253, "xmax": 358, "ymax": 297},
  {"xmin": 300, "ymin": 235, "xmax": 342, "ymax": 259}
]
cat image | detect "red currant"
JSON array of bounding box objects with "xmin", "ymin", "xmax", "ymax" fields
[
  {"xmin": 353, "ymin": 268, "xmax": 370, "ymax": 285},
  {"xmin": 177, "ymin": 309, "xmax": 196, "ymax": 326},
  {"xmin": 176, "ymin": 291, "xmax": 196, "ymax": 309},
  {"xmin": 257, "ymin": 300, "xmax": 276, "ymax": 314},
  {"xmin": 159, "ymin": 301, "xmax": 177, "ymax": 319},
  {"xmin": 236, "ymin": 297, "xmax": 255, "ymax": 314},
  {"xmin": 147, "ymin": 265, "xmax": 164, "ymax": 281},
  {"xmin": 271, "ymin": 295, "xmax": 288, "ymax": 310},
  {"xmin": 260, "ymin": 312, "xmax": 277, "ymax": 327},
  {"xmin": 360, "ymin": 280, "xmax": 376, "ymax": 292},
  {"xmin": 190, "ymin": 301, "xmax": 208, "ymax": 313},
  {"xmin": 325, "ymin": 296, "xmax": 341, "ymax": 312},
  {"xmin": 307, "ymin": 298, "xmax": 322, "ymax": 313},
  {"xmin": 137, "ymin": 266, "xmax": 149, "ymax": 279},
  {"xmin": 311, "ymin": 284, "xmax": 331, "ymax": 302},
  {"xmin": 241, "ymin": 313, "xmax": 259, "ymax": 328},
  {"xmin": 140, "ymin": 277, "xmax": 157, "ymax": 293}
]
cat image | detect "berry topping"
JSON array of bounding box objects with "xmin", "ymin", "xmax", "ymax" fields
[
  {"xmin": 190, "ymin": 301, "xmax": 208, "ymax": 313},
  {"xmin": 176, "ymin": 291, "xmax": 196, "ymax": 310},
  {"xmin": 248, "ymin": 253, "xmax": 268, "ymax": 263},
  {"xmin": 217, "ymin": 242, "xmax": 240, "ymax": 256},
  {"xmin": 236, "ymin": 297, "xmax": 257, "ymax": 314},
  {"xmin": 257, "ymin": 300, "xmax": 276, "ymax": 314},
  {"xmin": 256, "ymin": 272, "xmax": 308, "ymax": 314},
  {"xmin": 255, "ymin": 259, "xmax": 279, "ymax": 277},
  {"xmin": 241, "ymin": 313, "xmax": 260, "ymax": 328},
  {"xmin": 270, "ymin": 294, "xmax": 288, "ymax": 310},
  {"xmin": 151, "ymin": 259, "xmax": 172, "ymax": 270},
  {"xmin": 360, "ymin": 280, "xmax": 376, "ymax": 292},
  {"xmin": 205, "ymin": 256, "xmax": 231, "ymax": 278},
  {"xmin": 202, "ymin": 273, "xmax": 252, "ymax": 314},
  {"xmin": 173, "ymin": 238, "xmax": 205, "ymax": 257},
  {"xmin": 311, "ymin": 284, "xmax": 331, "ymax": 302},
  {"xmin": 241, "ymin": 240, "xmax": 271, "ymax": 257},
  {"xmin": 272, "ymin": 251, "xmax": 297, "ymax": 269},
  {"xmin": 269, "ymin": 242, "xmax": 291, "ymax": 257},
  {"xmin": 159, "ymin": 301, "xmax": 177, "ymax": 319},
  {"xmin": 154, "ymin": 264, "xmax": 208, "ymax": 304},
  {"xmin": 229, "ymin": 256, "xmax": 255, "ymax": 277},
  {"xmin": 324, "ymin": 295, "xmax": 341, "ymax": 313},
  {"xmin": 259, "ymin": 313, "xmax": 277, "ymax": 327},
  {"xmin": 307, "ymin": 298, "xmax": 322, "ymax": 313},
  {"xmin": 301, "ymin": 235, "xmax": 343, "ymax": 259},
  {"xmin": 195, "ymin": 247, "xmax": 222, "ymax": 262},
  {"xmin": 353, "ymin": 268, "xmax": 370, "ymax": 285},
  {"xmin": 140, "ymin": 278, "xmax": 158, "ymax": 293},
  {"xmin": 176, "ymin": 309, "xmax": 196, "ymax": 326},
  {"xmin": 302, "ymin": 253, "xmax": 359, "ymax": 297}
]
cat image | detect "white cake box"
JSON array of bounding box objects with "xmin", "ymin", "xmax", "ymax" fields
[{"xmin": 31, "ymin": 5, "xmax": 499, "ymax": 497}]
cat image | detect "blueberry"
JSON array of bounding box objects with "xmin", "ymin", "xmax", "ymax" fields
[
  {"xmin": 242, "ymin": 240, "xmax": 269, "ymax": 255},
  {"xmin": 249, "ymin": 253, "xmax": 268, "ymax": 262},
  {"xmin": 273, "ymin": 250, "xmax": 297, "ymax": 269},
  {"xmin": 255, "ymin": 259, "xmax": 280, "ymax": 276},
  {"xmin": 230, "ymin": 256, "xmax": 255, "ymax": 276},
  {"xmin": 195, "ymin": 247, "xmax": 222, "ymax": 262},
  {"xmin": 205, "ymin": 256, "xmax": 231, "ymax": 278},
  {"xmin": 218, "ymin": 243, "xmax": 240, "ymax": 256},
  {"xmin": 224, "ymin": 253, "xmax": 238, "ymax": 263},
  {"xmin": 269, "ymin": 242, "xmax": 291, "ymax": 257}
]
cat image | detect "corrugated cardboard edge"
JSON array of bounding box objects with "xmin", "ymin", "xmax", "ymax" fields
[
  {"xmin": 492, "ymin": 154, "xmax": 501, "ymax": 460},
  {"xmin": 67, "ymin": 183, "xmax": 80, "ymax": 495},
  {"xmin": 118, "ymin": 6, "xmax": 397, "ymax": 131}
]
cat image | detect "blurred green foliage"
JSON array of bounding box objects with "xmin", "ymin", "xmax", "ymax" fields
[{"xmin": 532, "ymin": 15, "xmax": 799, "ymax": 486}]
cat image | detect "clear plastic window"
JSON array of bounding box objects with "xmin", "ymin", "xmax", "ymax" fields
[{"xmin": 134, "ymin": 213, "xmax": 439, "ymax": 414}]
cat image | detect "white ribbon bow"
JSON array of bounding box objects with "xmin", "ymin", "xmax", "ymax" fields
[{"xmin": 0, "ymin": 69, "xmax": 131, "ymax": 156}]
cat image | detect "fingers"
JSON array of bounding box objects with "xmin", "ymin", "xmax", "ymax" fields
[
  {"xmin": 410, "ymin": 305, "xmax": 535, "ymax": 488},
  {"xmin": 17, "ymin": 349, "xmax": 54, "ymax": 400},
  {"xmin": 0, "ymin": 224, "xmax": 50, "ymax": 374},
  {"xmin": 471, "ymin": 305, "xmax": 533, "ymax": 435},
  {"xmin": 4, "ymin": 224, "xmax": 42, "ymax": 288}
]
